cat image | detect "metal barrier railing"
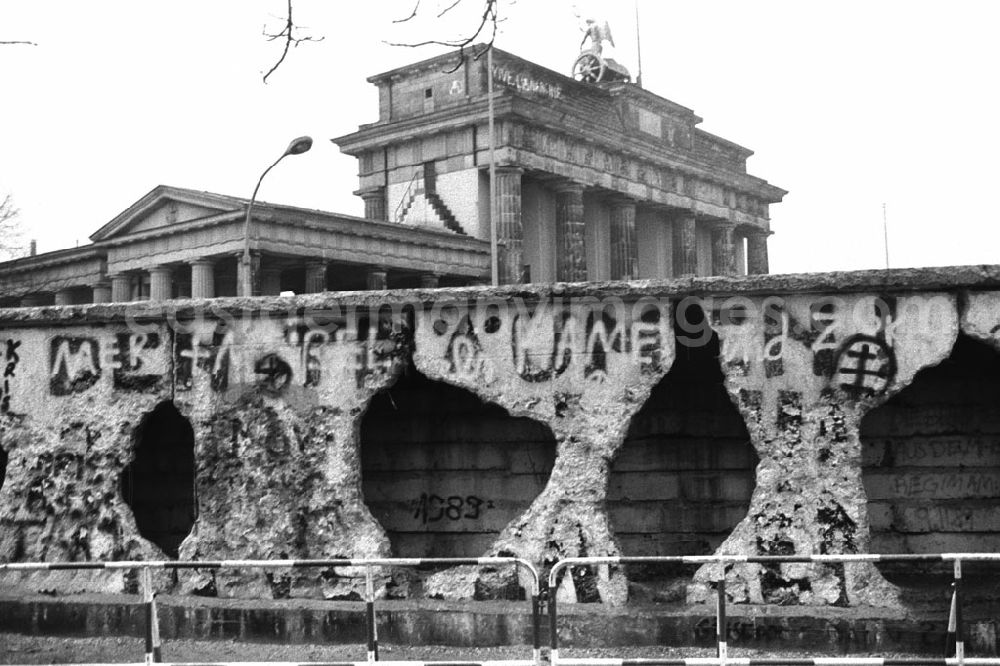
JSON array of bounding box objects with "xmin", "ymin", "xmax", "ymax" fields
[
  {"xmin": 548, "ymin": 553, "xmax": 1000, "ymax": 666},
  {"xmin": 5, "ymin": 552, "xmax": 1000, "ymax": 666},
  {"xmin": 0, "ymin": 556, "xmax": 541, "ymax": 666}
]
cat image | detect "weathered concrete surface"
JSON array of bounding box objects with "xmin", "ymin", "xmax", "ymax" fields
[
  {"xmin": 961, "ymin": 291, "xmax": 1000, "ymax": 353},
  {"xmin": 690, "ymin": 293, "xmax": 958, "ymax": 606},
  {"xmin": 414, "ymin": 297, "xmax": 674, "ymax": 604},
  {"xmin": 2, "ymin": 267, "xmax": 1000, "ymax": 609},
  {"xmin": 0, "ymin": 326, "xmax": 169, "ymax": 593},
  {"xmin": 171, "ymin": 313, "xmax": 408, "ymax": 598}
]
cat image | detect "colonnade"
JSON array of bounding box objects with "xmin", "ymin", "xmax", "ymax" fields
[
  {"xmin": 19, "ymin": 254, "xmax": 445, "ymax": 306},
  {"xmin": 490, "ymin": 170, "xmax": 770, "ymax": 285}
]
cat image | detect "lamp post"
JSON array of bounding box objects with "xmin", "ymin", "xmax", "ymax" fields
[{"xmin": 240, "ymin": 135, "xmax": 313, "ymax": 297}]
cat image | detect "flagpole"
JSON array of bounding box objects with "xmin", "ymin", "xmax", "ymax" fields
[
  {"xmin": 882, "ymin": 202, "xmax": 890, "ymax": 269},
  {"xmin": 634, "ymin": 0, "xmax": 643, "ymax": 87}
]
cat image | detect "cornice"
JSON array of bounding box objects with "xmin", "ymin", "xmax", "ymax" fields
[
  {"xmin": 0, "ymin": 245, "xmax": 105, "ymax": 275},
  {"xmin": 333, "ymin": 94, "xmax": 785, "ymax": 202}
]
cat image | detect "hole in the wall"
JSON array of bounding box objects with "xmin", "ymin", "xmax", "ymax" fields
[
  {"xmin": 861, "ymin": 334, "xmax": 1000, "ymax": 598},
  {"xmin": 0, "ymin": 443, "xmax": 7, "ymax": 491},
  {"xmin": 360, "ymin": 367, "xmax": 556, "ymax": 560},
  {"xmin": 119, "ymin": 401, "xmax": 197, "ymax": 558},
  {"xmin": 610, "ymin": 306, "xmax": 757, "ymax": 602}
]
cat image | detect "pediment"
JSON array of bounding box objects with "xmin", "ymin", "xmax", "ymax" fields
[{"xmin": 89, "ymin": 185, "xmax": 245, "ymax": 242}]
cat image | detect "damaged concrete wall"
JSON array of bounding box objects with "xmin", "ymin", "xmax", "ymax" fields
[
  {"xmin": 0, "ymin": 325, "xmax": 171, "ymax": 592},
  {"xmin": 361, "ymin": 370, "xmax": 558, "ymax": 561},
  {"xmin": 862, "ymin": 335, "xmax": 1000, "ymax": 569},
  {"xmin": 1, "ymin": 267, "xmax": 1000, "ymax": 609}
]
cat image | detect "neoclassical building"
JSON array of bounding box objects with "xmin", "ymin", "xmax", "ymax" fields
[{"xmin": 0, "ymin": 47, "xmax": 784, "ymax": 307}]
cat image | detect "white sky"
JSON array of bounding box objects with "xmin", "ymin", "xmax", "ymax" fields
[{"xmin": 1, "ymin": 0, "xmax": 998, "ymax": 274}]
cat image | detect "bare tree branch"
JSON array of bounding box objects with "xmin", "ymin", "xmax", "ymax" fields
[
  {"xmin": 0, "ymin": 194, "xmax": 27, "ymax": 260},
  {"xmin": 261, "ymin": 0, "xmax": 324, "ymax": 84},
  {"xmin": 393, "ymin": 0, "xmax": 423, "ymax": 23},
  {"xmin": 436, "ymin": 0, "xmax": 464, "ymax": 18},
  {"xmin": 387, "ymin": 0, "xmax": 502, "ymax": 70}
]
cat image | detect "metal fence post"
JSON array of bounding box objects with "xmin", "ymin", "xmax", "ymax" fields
[
  {"xmin": 717, "ymin": 575, "xmax": 727, "ymax": 663},
  {"xmin": 531, "ymin": 588, "xmax": 542, "ymax": 666},
  {"xmin": 139, "ymin": 566, "xmax": 162, "ymax": 664},
  {"xmin": 549, "ymin": 567, "xmax": 560, "ymax": 666},
  {"xmin": 365, "ymin": 564, "xmax": 378, "ymax": 662},
  {"xmin": 954, "ymin": 558, "xmax": 964, "ymax": 665}
]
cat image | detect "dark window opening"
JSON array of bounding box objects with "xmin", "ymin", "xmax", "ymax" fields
[
  {"xmin": 120, "ymin": 401, "xmax": 197, "ymax": 558},
  {"xmin": 612, "ymin": 306, "xmax": 757, "ymax": 602},
  {"xmin": 361, "ymin": 368, "xmax": 556, "ymax": 560},
  {"xmin": 862, "ymin": 334, "xmax": 1000, "ymax": 601}
]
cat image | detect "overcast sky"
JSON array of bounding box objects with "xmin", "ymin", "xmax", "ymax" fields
[{"xmin": 1, "ymin": 1, "xmax": 998, "ymax": 274}]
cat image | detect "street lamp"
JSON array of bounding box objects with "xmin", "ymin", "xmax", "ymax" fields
[{"xmin": 241, "ymin": 135, "xmax": 313, "ymax": 296}]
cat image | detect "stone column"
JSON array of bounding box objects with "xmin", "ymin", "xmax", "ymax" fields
[
  {"xmin": 420, "ymin": 274, "xmax": 440, "ymax": 289},
  {"xmin": 109, "ymin": 273, "xmax": 131, "ymax": 302},
  {"xmin": 555, "ymin": 182, "xmax": 587, "ymax": 282},
  {"xmin": 148, "ymin": 266, "xmax": 174, "ymax": 302},
  {"xmin": 359, "ymin": 187, "xmax": 387, "ymax": 222},
  {"xmin": 747, "ymin": 230, "xmax": 771, "ymax": 275},
  {"xmin": 189, "ymin": 259, "xmax": 216, "ymax": 299},
  {"xmin": 261, "ymin": 267, "xmax": 282, "ymax": 296},
  {"xmin": 710, "ymin": 221, "xmax": 738, "ymax": 276},
  {"xmin": 367, "ymin": 267, "xmax": 388, "ymax": 291},
  {"xmin": 494, "ymin": 167, "xmax": 525, "ymax": 284},
  {"xmin": 91, "ymin": 282, "xmax": 112, "ymax": 304},
  {"xmin": 54, "ymin": 289, "xmax": 74, "ymax": 306},
  {"xmin": 672, "ymin": 213, "xmax": 698, "ymax": 277},
  {"xmin": 609, "ymin": 198, "xmax": 638, "ymax": 280},
  {"xmin": 304, "ymin": 260, "xmax": 328, "ymax": 294}
]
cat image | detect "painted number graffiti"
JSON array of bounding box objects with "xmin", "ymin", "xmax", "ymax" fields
[
  {"xmin": 1, "ymin": 338, "xmax": 21, "ymax": 413},
  {"xmin": 408, "ymin": 493, "xmax": 493, "ymax": 525}
]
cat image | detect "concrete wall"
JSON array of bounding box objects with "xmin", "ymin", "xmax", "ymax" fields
[
  {"xmin": 862, "ymin": 334, "xmax": 1000, "ymax": 575},
  {"xmin": 361, "ymin": 370, "xmax": 556, "ymax": 559},
  {"xmin": 611, "ymin": 341, "xmax": 757, "ymax": 561},
  {"xmin": 3, "ymin": 268, "xmax": 1000, "ymax": 608}
]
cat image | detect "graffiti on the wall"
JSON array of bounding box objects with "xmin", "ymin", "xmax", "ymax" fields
[
  {"xmin": 408, "ymin": 493, "xmax": 494, "ymax": 525},
  {"xmin": 2, "ymin": 338, "xmax": 21, "ymax": 413},
  {"xmin": 833, "ymin": 334, "xmax": 896, "ymax": 398},
  {"xmin": 48, "ymin": 333, "xmax": 167, "ymax": 397},
  {"xmin": 254, "ymin": 353, "xmax": 293, "ymax": 394},
  {"xmin": 111, "ymin": 333, "xmax": 164, "ymax": 392},
  {"xmin": 891, "ymin": 472, "xmax": 1000, "ymax": 498},
  {"xmin": 717, "ymin": 296, "xmax": 903, "ymax": 399},
  {"xmin": 176, "ymin": 325, "xmax": 232, "ymax": 392},
  {"xmin": 432, "ymin": 299, "xmax": 671, "ymax": 385},
  {"xmin": 50, "ymin": 336, "xmax": 101, "ymax": 396},
  {"xmin": 175, "ymin": 309, "xmax": 410, "ymax": 397}
]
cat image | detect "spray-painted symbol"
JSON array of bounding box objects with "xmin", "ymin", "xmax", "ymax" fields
[
  {"xmin": 254, "ymin": 353, "xmax": 292, "ymax": 394},
  {"xmin": 834, "ymin": 335, "xmax": 896, "ymax": 398}
]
